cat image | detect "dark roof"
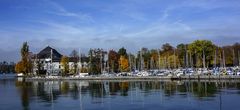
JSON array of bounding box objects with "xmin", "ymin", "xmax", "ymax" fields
[{"xmin": 37, "ymin": 46, "xmax": 62, "ymax": 60}]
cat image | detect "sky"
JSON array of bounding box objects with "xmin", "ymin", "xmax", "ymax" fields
[{"xmin": 0, "ymin": 0, "xmax": 240, "ymax": 62}]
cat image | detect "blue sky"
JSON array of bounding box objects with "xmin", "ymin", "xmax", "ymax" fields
[{"xmin": 0, "ymin": 0, "xmax": 240, "ymax": 62}]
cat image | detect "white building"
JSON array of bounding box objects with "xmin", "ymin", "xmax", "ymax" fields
[{"xmin": 32, "ymin": 46, "xmax": 89, "ymax": 76}]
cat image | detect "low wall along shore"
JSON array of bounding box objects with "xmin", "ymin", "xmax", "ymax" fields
[{"xmin": 26, "ymin": 75, "xmax": 240, "ymax": 81}]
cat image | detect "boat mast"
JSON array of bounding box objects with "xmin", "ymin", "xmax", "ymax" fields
[
  {"xmin": 107, "ymin": 50, "xmax": 110, "ymax": 73},
  {"xmin": 219, "ymin": 51, "xmax": 223, "ymax": 68},
  {"xmin": 214, "ymin": 49, "xmax": 217, "ymax": 68},
  {"xmin": 174, "ymin": 49, "xmax": 176, "ymax": 69},
  {"xmin": 158, "ymin": 49, "xmax": 161, "ymax": 71},
  {"xmin": 100, "ymin": 50, "xmax": 103, "ymax": 74},
  {"xmin": 140, "ymin": 48, "xmax": 143, "ymax": 71},
  {"xmin": 203, "ymin": 50, "xmax": 206, "ymax": 69},
  {"xmin": 238, "ymin": 50, "xmax": 240, "ymax": 67},
  {"xmin": 79, "ymin": 48, "xmax": 81, "ymax": 73},
  {"xmin": 164, "ymin": 56, "xmax": 166, "ymax": 69},
  {"xmin": 128, "ymin": 53, "xmax": 132, "ymax": 71},
  {"xmin": 189, "ymin": 51, "xmax": 192, "ymax": 68},
  {"xmin": 51, "ymin": 49, "xmax": 53, "ymax": 75},
  {"xmin": 232, "ymin": 49, "xmax": 235, "ymax": 67},
  {"xmin": 223, "ymin": 50, "xmax": 226, "ymax": 69},
  {"xmin": 185, "ymin": 45, "xmax": 188, "ymax": 68},
  {"xmin": 150, "ymin": 57, "xmax": 153, "ymax": 70}
]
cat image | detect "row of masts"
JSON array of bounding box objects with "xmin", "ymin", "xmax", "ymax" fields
[
  {"xmin": 48, "ymin": 47, "xmax": 240, "ymax": 75},
  {"xmin": 134, "ymin": 48, "xmax": 240, "ymax": 71}
]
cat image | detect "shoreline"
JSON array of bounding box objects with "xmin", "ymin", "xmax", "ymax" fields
[{"xmin": 25, "ymin": 75, "xmax": 240, "ymax": 81}]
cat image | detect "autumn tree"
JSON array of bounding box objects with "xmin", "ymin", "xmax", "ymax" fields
[
  {"xmin": 119, "ymin": 55, "xmax": 129, "ymax": 72},
  {"xmin": 167, "ymin": 54, "xmax": 180, "ymax": 68},
  {"xmin": 15, "ymin": 61, "xmax": 24, "ymax": 73},
  {"xmin": 60, "ymin": 56, "xmax": 69, "ymax": 76},
  {"xmin": 150, "ymin": 49, "xmax": 159, "ymax": 69},
  {"xmin": 117, "ymin": 47, "xmax": 131, "ymax": 71},
  {"xmin": 160, "ymin": 43, "xmax": 175, "ymax": 69},
  {"xmin": 15, "ymin": 42, "xmax": 32, "ymax": 76},
  {"xmin": 108, "ymin": 50, "xmax": 119, "ymax": 73}
]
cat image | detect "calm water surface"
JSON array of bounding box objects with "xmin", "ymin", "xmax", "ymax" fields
[{"xmin": 1, "ymin": 76, "xmax": 240, "ymax": 110}]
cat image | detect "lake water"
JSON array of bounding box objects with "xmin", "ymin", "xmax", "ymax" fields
[{"xmin": 1, "ymin": 76, "xmax": 240, "ymax": 110}]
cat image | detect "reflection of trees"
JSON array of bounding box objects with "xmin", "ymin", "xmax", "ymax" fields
[
  {"xmin": 61, "ymin": 82, "xmax": 69, "ymax": 94},
  {"xmin": 89, "ymin": 82, "xmax": 106, "ymax": 98},
  {"xmin": 69, "ymin": 83, "xmax": 79, "ymax": 100},
  {"xmin": 192, "ymin": 82, "xmax": 217, "ymax": 98},
  {"xmin": 236, "ymin": 83, "xmax": 240, "ymax": 94},
  {"xmin": 15, "ymin": 80, "xmax": 33, "ymax": 110},
  {"xmin": 14, "ymin": 80, "xmax": 240, "ymax": 108},
  {"xmin": 177, "ymin": 83, "xmax": 187, "ymax": 93},
  {"xmin": 164, "ymin": 82, "xmax": 176, "ymax": 96},
  {"xmin": 88, "ymin": 82, "xmax": 130, "ymax": 97},
  {"xmin": 35, "ymin": 82, "xmax": 60, "ymax": 102},
  {"xmin": 0, "ymin": 79, "xmax": 7, "ymax": 86},
  {"xmin": 109, "ymin": 82, "xmax": 120, "ymax": 95},
  {"xmin": 119, "ymin": 82, "xmax": 129, "ymax": 96},
  {"xmin": 109, "ymin": 82, "xmax": 129, "ymax": 96}
]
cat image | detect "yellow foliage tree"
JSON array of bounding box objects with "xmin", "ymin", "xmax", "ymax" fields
[
  {"xmin": 60, "ymin": 56, "xmax": 69, "ymax": 76},
  {"xmin": 15, "ymin": 61, "xmax": 24, "ymax": 73},
  {"xmin": 168, "ymin": 54, "xmax": 180, "ymax": 68},
  {"xmin": 119, "ymin": 55, "xmax": 129, "ymax": 72}
]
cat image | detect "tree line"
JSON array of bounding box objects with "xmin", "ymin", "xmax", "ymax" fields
[
  {"xmin": 0, "ymin": 61, "xmax": 15, "ymax": 73},
  {"xmin": 14, "ymin": 40, "xmax": 240, "ymax": 75},
  {"xmin": 88, "ymin": 40, "xmax": 240, "ymax": 74}
]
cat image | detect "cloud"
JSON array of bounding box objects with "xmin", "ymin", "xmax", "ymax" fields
[{"xmin": 44, "ymin": 0, "xmax": 94, "ymax": 23}]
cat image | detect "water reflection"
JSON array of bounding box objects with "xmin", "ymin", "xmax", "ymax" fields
[{"xmin": 1, "ymin": 79, "xmax": 240, "ymax": 110}]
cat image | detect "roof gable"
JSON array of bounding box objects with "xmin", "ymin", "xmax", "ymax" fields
[{"xmin": 37, "ymin": 46, "xmax": 62, "ymax": 60}]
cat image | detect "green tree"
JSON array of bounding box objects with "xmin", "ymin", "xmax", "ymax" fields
[
  {"xmin": 232, "ymin": 43, "xmax": 240, "ymax": 66},
  {"xmin": 118, "ymin": 47, "xmax": 127, "ymax": 57},
  {"xmin": 188, "ymin": 40, "xmax": 215, "ymax": 68},
  {"xmin": 88, "ymin": 48, "xmax": 105, "ymax": 74},
  {"xmin": 177, "ymin": 43, "xmax": 187, "ymax": 67},
  {"xmin": 142, "ymin": 48, "xmax": 151, "ymax": 70},
  {"xmin": 162, "ymin": 43, "xmax": 174, "ymax": 53}
]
